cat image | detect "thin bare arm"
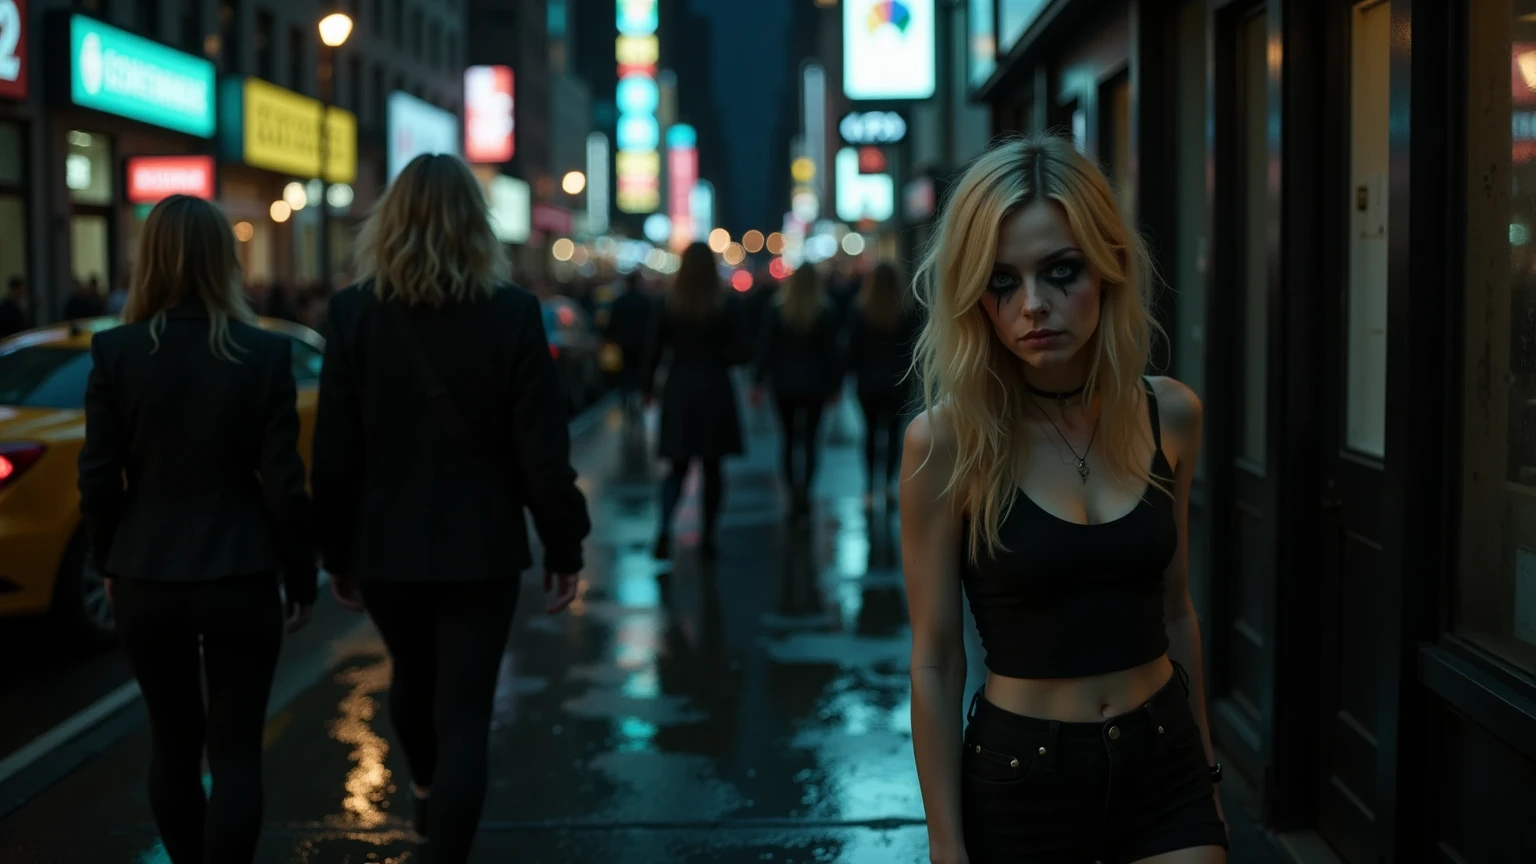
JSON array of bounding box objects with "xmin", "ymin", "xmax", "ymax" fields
[{"xmin": 901, "ymin": 410, "xmax": 970, "ymax": 864}]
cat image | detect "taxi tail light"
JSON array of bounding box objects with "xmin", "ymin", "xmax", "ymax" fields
[{"xmin": 0, "ymin": 442, "xmax": 47, "ymax": 491}]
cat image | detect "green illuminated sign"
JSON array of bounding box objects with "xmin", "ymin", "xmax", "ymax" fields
[{"xmin": 69, "ymin": 15, "xmax": 216, "ymax": 138}]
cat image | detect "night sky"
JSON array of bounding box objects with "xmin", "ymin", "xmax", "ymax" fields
[{"xmin": 689, "ymin": 0, "xmax": 789, "ymax": 234}]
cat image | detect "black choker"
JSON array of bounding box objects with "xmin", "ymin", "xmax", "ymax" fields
[{"xmin": 1025, "ymin": 382, "xmax": 1085, "ymax": 403}]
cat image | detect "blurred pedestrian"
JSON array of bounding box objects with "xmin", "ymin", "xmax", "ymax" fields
[
  {"xmin": 77, "ymin": 195, "xmax": 315, "ymax": 864},
  {"xmin": 901, "ymin": 135, "xmax": 1224, "ymax": 863},
  {"xmin": 63, "ymin": 276, "xmax": 106, "ymax": 320},
  {"xmin": 645, "ymin": 241, "xmax": 752, "ymax": 560},
  {"xmin": 311, "ymin": 153, "xmax": 591, "ymax": 864},
  {"xmin": 754, "ymin": 264, "xmax": 842, "ymax": 519},
  {"xmin": 603, "ymin": 270, "xmax": 655, "ymax": 421},
  {"xmin": 0, "ymin": 276, "xmax": 27, "ymax": 337},
  {"xmin": 848, "ymin": 261, "xmax": 920, "ymax": 509}
]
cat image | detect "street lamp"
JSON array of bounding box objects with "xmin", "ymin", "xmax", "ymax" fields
[{"xmin": 316, "ymin": 11, "xmax": 352, "ymax": 287}]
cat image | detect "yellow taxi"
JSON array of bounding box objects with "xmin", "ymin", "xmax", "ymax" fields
[{"xmin": 0, "ymin": 316, "xmax": 325, "ymax": 647}]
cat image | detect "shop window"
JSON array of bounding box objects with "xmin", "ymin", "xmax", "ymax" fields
[
  {"xmin": 70, "ymin": 216, "xmax": 109, "ymax": 287},
  {"xmin": 66, "ymin": 131, "xmax": 112, "ymax": 207},
  {"xmin": 1458, "ymin": 0, "xmax": 1536, "ymax": 673}
]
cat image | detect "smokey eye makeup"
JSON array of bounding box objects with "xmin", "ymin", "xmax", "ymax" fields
[{"xmin": 1040, "ymin": 258, "xmax": 1086, "ymax": 290}]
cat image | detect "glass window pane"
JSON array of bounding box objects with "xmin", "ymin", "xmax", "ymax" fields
[
  {"xmin": 70, "ymin": 215, "xmax": 109, "ymax": 286},
  {"xmin": 1457, "ymin": 0, "xmax": 1536, "ymax": 673},
  {"xmin": 1345, "ymin": 0, "xmax": 1390, "ymax": 458},
  {"xmin": 66, "ymin": 132, "xmax": 113, "ymax": 206},
  {"xmin": 0, "ymin": 347, "xmax": 93, "ymax": 409},
  {"xmin": 0, "ymin": 122, "xmax": 22, "ymax": 186},
  {"xmin": 1240, "ymin": 12, "xmax": 1269, "ymax": 466}
]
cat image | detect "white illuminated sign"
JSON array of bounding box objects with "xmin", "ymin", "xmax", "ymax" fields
[
  {"xmin": 843, "ymin": 0, "xmax": 936, "ymax": 101},
  {"xmin": 615, "ymin": 0, "xmax": 659, "ymax": 214},
  {"xmin": 487, "ymin": 174, "xmax": 531, "ymax": 244},
  {"xmin": 690, "ymin": 180, "xmax": 714, "ymax": 241},
  {"xmin": 839, "ymin": 111, "xmax": 907, "ymax": 145},
  {"xmin": 586, "ymin": 132, "xmax": 610, "ymax": 236},
  {"xmin": 835, "ymin": 147, "xmax": 894, "ymax": 222},
  {"xmin": 387, "ymin": 91, "xmax": 460, "ymax": 181},
  {"xmin": 803, "ymin": 64, "xmax": 825, "ymax": 197}
]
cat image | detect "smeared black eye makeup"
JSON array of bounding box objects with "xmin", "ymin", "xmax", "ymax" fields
[
  {"xmin": 986, "ymin": 270, "xmax": 1020, "ymax": 296},
  {"xmin": 1041, "ymin": 258, "xmax": 1085, "ymax": 290}
]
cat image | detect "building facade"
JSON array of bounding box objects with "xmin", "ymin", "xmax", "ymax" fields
[
  {"xmin": 974, "ymin": 0, "xmax": 1534, "ymax": 860},
  {"xmin": 2, "ymin": 0, "xmax": 466, "ymax": 324}
]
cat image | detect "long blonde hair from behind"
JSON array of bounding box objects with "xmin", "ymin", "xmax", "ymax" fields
[
  {"xmin": 777, "ymin": 264, "xmax": 826, "ymax": 333},
  {"xmin": 911, "ymin": 133, "xmax": 1165, "ymax": 563},
  {"xmin": 858, "ymin": 261, "xmax": 907, "ymax": 332},
  {"xmin": 667, "ymin": 242, "xmax": 724, "ymax": 323},
  {"xmin": 355, "ymin": 153, "xmax": 507, "ymax": 306},
  {"xmin": 123, "ymin": 194, "xmax": 255, "ymax": 362}
]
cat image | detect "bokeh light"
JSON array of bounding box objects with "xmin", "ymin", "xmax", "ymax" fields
[
  {"xmin": 766, "ymin": 232, "xmax": 785, "ymax": 255},
  {"xmin": 707, "ymin": 228, "xmax": 731, "ymax": 253},
  {"xmin": 768, "ymin": 257, "xmax": 788, "ymax": 280},
  {"xmin": 562, "ymin": 171, "xmax": 587, "ymax": 195},
  {"xmin": 269, "ymin": 200, "xmax": 292, "ymax": 223},
  {"xmin": 282, "ymin": 181, "xmax": 307, "ymax": 211},
  {"xmin": 552, "ymin": 238, "xmax": 576, "ymax": 261},
  {"xmin": 723, "ymin": 242, "xmax": 746, "ymax": 266},
  {"xmin": 731, "ymin": 270, "xmax": 753, "ymax": 292},
  {"xmin": 742, "ymin": 229, "xmax": 765, "ymax": 254},
  {"xmin": 841, "ymin": 233, "xmax": 867, "ymax": 256},
  {"xmin": 234, "ymin": 221, "xmax": 254, "ymax": 242}
]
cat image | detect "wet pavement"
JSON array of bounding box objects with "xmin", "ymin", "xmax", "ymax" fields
[{"xmin": 0, "ymin": 388, "xmax": 1289, "ymax": 863}]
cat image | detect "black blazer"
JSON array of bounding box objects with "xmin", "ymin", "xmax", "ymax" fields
[
  {"xmin": 77, "ymin": 304, "xmax": 317, "ymax": 603},
  {"xmin": 311, "ymin": 283, "xmax": 590, "ymax": 582},
  {"xmin": 756, "ymin": 305, "xmax": 842, "ymax": 399}
]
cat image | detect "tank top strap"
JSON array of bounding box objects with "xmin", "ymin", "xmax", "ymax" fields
[{"xmin": 1142, "ymin": 377, "xmax": 1163, "ymax": 450}]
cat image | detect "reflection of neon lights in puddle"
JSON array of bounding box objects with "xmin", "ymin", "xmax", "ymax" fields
[
  {"xmin": 329, "ymin": 659, "xmax": 394, "ymax": 829},
  {"xmin": 617, "ymin": 715, "xmax": 658, "ymax": 752},
  {"xmin": 621, "ymin": 667, "xmax": 660, "ymax": 699}
]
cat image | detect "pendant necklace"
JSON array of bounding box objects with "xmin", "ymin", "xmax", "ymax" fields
[
  {"xmin": 1024, "ymin": 381, "xmax": 1086, "ymax": 410},
  {"xmin": 1028, "ymin": 395, "xmax": 1099, "ymax": 484}
]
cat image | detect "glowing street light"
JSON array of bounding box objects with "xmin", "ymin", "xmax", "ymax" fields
[
  {"xmin": 562, "ymin": 171, "xmax": 587, "ymax": 195},
  {"xmin": 269, "ymin": 200, "xmax": 292, "ymax": 223},
  {"xmin": 318, "ymin": 12, "xmax": 353, "ymax": 47},
  {"xmin": 742, "ymin": 230, "xmax": 765, "ymax": 254},
  {"xmin": 766, "ymin": 232, "xmax": 785, "ymax": 255},
  {"xmin": 552, "ymin": 238, "xmax": 576, "ymax": 262},
  {"xmin": 723, "ymin": 242, "xmax": 746, "ymax": 266},
  {"xmin": 707, "ymin": 228, "xmax": 731, "ymax": 253}
]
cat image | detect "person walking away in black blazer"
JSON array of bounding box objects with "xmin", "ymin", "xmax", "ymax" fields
[
  {"xmin": 603, "ymin": 270, "xmax": 655, "ymax": 422},
  {"xmin": 77, "ymin": 195, "xmax": 316, "ymax": 864},
  {"xmin": 310, "ymin": 153, "xmax": 592, "ymax": 864},
  {"xmin": 848, "ymin": 261, "xmax": 921, "ymax": 509},
  {"xmin": 645, "ymin": 241, "xmax": 752, "ymax": 561},
  {"xmin": 754, "ymin": 264, "xmax": 842, "ymax": 519}
]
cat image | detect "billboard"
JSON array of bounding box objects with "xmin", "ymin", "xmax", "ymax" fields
[
  {"xmin": 387, "ymin": 91, "xmax": 460, "ymax": 181},
  {"xmin": 835, "ymin": 146, "xmax": 894, "ymax": 222},
  {"xmin": 615, "ymin": 0, "xmax": 659, "ymax": 213},
  {"xmin": 464, "ymin": 65, "xmax": 514, "ymax": 163},
  {"xmin": 126, "ymin": 155, "xmax": 215, "ymax": 203},
  {"xmin": 69, "ymin": 14, "xmax": 215, "ymax": 136},
  {"xmin": 843, "ymin": 0, "xmax": 935, "ymax": 101},
  {"xmin": 487, "ymin": 174, "xmax": 530, "ymax": 244},
  {"xmin": 224, "ymin": 77, "xmax": 356, "ymax": 183},
  {"xmin": 0, "ymin": 0, "xmax": 27, "ymax": 101}
]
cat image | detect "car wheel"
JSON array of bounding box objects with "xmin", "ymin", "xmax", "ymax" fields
[{"xmin": 51, "ymin": 529, "xmax": 118, "ymax": 650}]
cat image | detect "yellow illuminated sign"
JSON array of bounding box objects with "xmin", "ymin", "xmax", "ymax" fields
[
  {"xmin": 616, "ymin": 150, "xmax": 660, "ymax": 176},
  {"xmin": 616, "ymin": 35, "xmax": 659, "ymax": 67},
  {"xmin": 241, "ymin": 78, "xmax": 357, "ymax": 184}
]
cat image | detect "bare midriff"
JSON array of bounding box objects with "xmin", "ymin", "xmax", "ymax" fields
[{"xmin": 983, "ymin": 654, "xmax": 1174, "ymax": 723}]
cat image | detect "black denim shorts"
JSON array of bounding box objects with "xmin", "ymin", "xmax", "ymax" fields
[{"xmin": 960, "ymin": 663, "xmax": 1228, "ymax": 863}]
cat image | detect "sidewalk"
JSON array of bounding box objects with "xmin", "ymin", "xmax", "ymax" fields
[{"xmin": 0, "ymin": 391, "xmax": 1290, "ymax": 863}]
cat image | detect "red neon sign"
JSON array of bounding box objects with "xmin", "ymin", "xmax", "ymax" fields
[
  {"xmin": 126, "ymin": 155, "xmax": 216, "ymax": 204},
  {"xmin": 465, "ymin": 65, "xmax": 515, "ymax": 163}
]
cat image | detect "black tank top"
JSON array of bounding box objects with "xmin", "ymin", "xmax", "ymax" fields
[{"xmin": 961, "ymin": 380, "xmax": 1177, "ymax": 679}]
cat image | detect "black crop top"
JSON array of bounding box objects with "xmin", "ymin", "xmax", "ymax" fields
[{"xmin": 961, "ymin": 380, "xmax": 1178, "ymax": 679}]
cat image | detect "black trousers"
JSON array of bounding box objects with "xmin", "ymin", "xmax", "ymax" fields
[
  {"xmin": 658, "ymin": 457, "xmax": 724, "ymax": 541},
  {"xmin": 114, "ymin": 573, "xmax": 284, "ymax": 864},
  {"xmin": 960, "ymin": 663, "xmax": 1227, "ymax": 862},
  {"xmin": 774, "ymin": 393, "xmax": 825, "ymax": 493},
  {"xmin": 857, "ymin": 389, "xmax": 904, "ymax": 491},
  {"xmin": 360, "ymin": 579, "xmax": 520, "ymax": 864}
]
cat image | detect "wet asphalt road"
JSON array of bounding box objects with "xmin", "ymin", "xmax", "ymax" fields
[{"xmin": 0, "ymin": 389, "xmax": 1288, "ymax": 863}]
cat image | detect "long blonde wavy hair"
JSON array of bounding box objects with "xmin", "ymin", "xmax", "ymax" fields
[
  {"xmin": 911, "ymin": 133, "xmax": 1165, "ymax": 562},
  {"xmin": 777, "ymin": 264, "xmax": 826, "ymax": 333},
  {"xmin": 355, "ymin": 153, "xmax": 507, "ymax": 306},
  {"xmin": 123, "ymin": 195, "xmax": 255, "ymax": 362}
]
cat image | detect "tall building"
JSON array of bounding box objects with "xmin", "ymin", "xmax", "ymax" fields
[{"xmin": 660, "ymin": 2, "xmax": 728, "ymax": 241}]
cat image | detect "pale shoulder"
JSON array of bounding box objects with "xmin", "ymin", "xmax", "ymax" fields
[
  {"xmin": 1147, "ymin": 376, "xmax": 1201, "ymax": 430},
  {"xmin": 901, "ymin": 404, "xmax": 959, "ymax": 496}
]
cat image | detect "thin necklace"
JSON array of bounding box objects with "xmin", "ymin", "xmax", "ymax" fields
[
  {"xmin": 1028, "ymin": 397, "xmax": 1099, "ymax": 484},
  {"xmin": 1024, "ymin": 381, "xmax": 1086, "ymax": 409}
]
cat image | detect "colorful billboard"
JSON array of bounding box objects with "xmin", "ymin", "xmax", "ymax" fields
[
  {"xmin": 387, "ymin": 91, "xmax": 460, "ymax": 181},
  {"xmin": 126, "ymin": 155, "xmax": 215, "ymax": 203},
  {"xmin": 69, "ymin": 15, "xmax": 215, "ymax": 136},
  {"xmin": 843, "ymin": 0, "xmax": 935, "ymax": 101},
  {"xmin": 465, "ymin": 65, "xmax": 514, "ymax": 163},
  {"xmin": 222, "ymin": 77, "xmax": 357, "ymax": 183},
  {"xmin": 615, "ymin": 0, "xmax": 659, "ymax": 213}
]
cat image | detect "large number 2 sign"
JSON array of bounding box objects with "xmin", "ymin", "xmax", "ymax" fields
[{"xmin": 0, "ymin": 0, "xmax": 22, "ymax": 84}]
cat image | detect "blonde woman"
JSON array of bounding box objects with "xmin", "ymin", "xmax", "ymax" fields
[
  {"xmin": 311, "ymin": 153, "xmax": 590, "ymax": 863},
  {"xmin": 644, "ymin": 241, "xmax": 752, "ymax": 560},
  {"xmin": 78, "ymin": 195, "xmax": 315, "ymax": 863},
  {"xmin": 901, "ymin": 135, "xmax": 1226, "ymax": 863},
  {"xmin": 849, "ymin": 261, "xmax": 920, "ymax": 508},
  {"xmin": 754, "ymin": 264, "xmax": 842, "ymax": 518}
]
